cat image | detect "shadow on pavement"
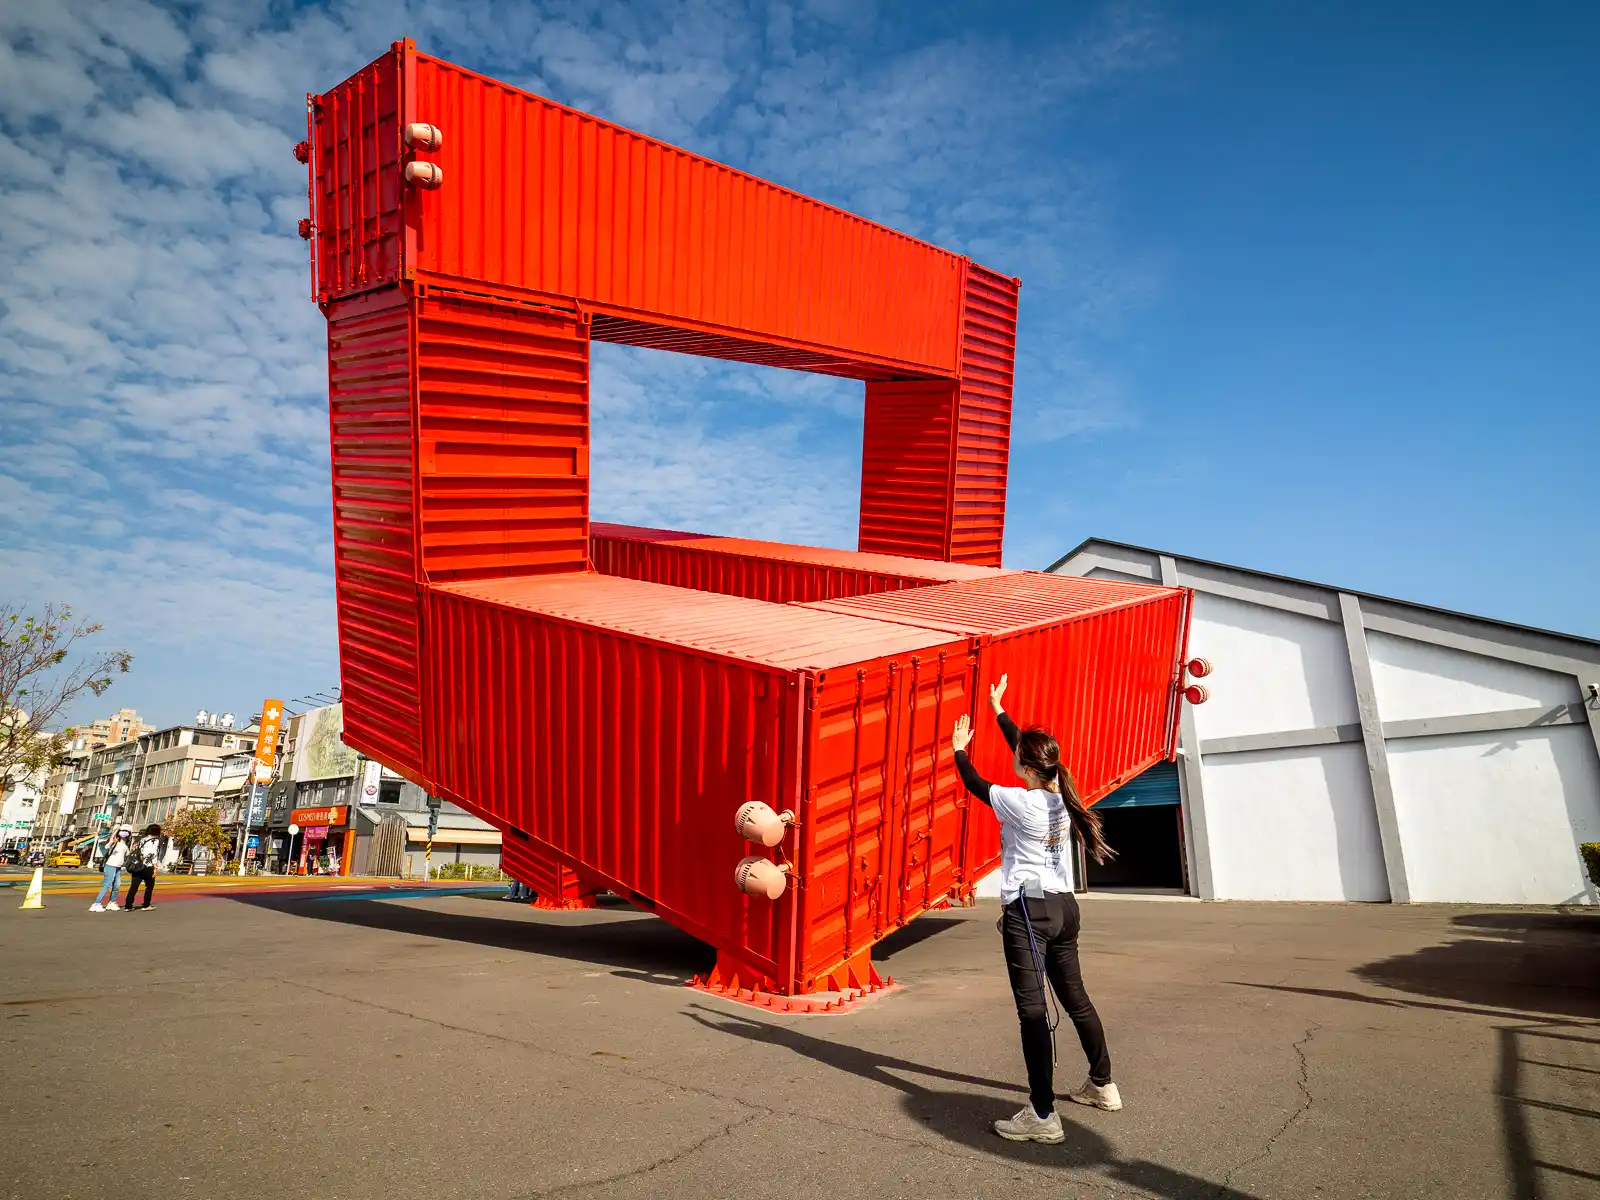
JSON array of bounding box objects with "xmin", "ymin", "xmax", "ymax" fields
[
  {"xmin": 235, "ymin": 886, "xmax": 972, "ymax": 989},
  {"xmin": 1496, "ymin": 1022, "xmax": 1600, "ymax": 1196},
  {"xmin": 235, "ymin": 891, "xmax": 972, "ymax": 989},
  {"xmin": 871, "ymin": 912, "xmax": 967, "ymax": 960},
  {"xmin": 1241, "ymin": 909, "xmax": 1600, "ymax": 1200},
  {"xmin": 234, "ymin": 890, "xmax": 714, "ymax": 986},
  {"xmin": 686, "ymin": 1006, "xmax": 1259, "ymax": 1200},
  {"xmin": 1352, "ymin": 909, "xmax": 1600, "ymax": 1021}
]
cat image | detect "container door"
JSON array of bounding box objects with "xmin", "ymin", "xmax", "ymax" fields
[
  {"xmin": 890, "ymin": 649, "xmax": 975, "ymax": 922},
  {"xmin": 794, "ymin": 662, "xmax": 900, "ymax": 991}
]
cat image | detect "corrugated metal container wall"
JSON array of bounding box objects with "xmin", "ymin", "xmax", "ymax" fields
[
  {"xmin": 408, "ymin": 51, "xmax": 966, "ymax": 376},
  {"xmin": 857, "ymin": 379, "xmax": 958, "ymax": 561},
  {"xmin": 592, "ymin": 534, "xmax": 888, "ymax": 605},
  {"xmin": 421, "ymin": 574, "xmax": 976, "ymax": 991},
  {"xmin": 499, "ymin": 829, "xmax": 606, "ymax": 903},
  {"xmin": 424, "ymin": 585, "xmax": 796, "ymax": 981},
  {"xmin": 596, "ymin": 525, "xmax": 1009, "ymax": 583},
  {"xmin": 590, "ymin": 523, "xmax": 1012, "ymax": 605},
  {"xmin": 804, "ymin": 573, "xmax": 1190, "ymax": 803},
  {"xmin": 325, "ymin": 286, "xmax": 426, "ymax": 781},
  {"xmin": 413, "ymin": 289, "xmax": 590, "ymax": 580},
  {"xmin": 971, "ymin": 590, "xmax": 1187, "ymax": 824},
  {"xmin": 949, "ymin": 266, "xmax": 1019, "ymax": 565}
]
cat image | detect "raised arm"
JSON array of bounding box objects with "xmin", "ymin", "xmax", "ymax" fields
[{"xmin": 989, "ymin": 674, "xmax": 1022, "ymax": 752}]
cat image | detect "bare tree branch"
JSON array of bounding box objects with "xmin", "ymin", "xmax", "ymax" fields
[{"xmin": 0, "ymin": 603, "xmax": 133, "ymax": 781}]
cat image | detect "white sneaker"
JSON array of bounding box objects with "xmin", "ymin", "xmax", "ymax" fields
[
  {"xmin": 89, "ymin": 903, "xmax": 104, "ymax": 912},
  {"xmin": 1067, "ymin": 1078, "xmax": 1123, "ymax": 1111},
  {"xmin": 105, "ymin": 901, "xmax": 120, "ymax": 911},
  {"xmin": 993, "ymin": 1105, "xmax": 1065, "ymax": 1143}
]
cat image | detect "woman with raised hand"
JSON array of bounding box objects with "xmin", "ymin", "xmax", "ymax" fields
[{"xmin": 950, "ymin": 674, "xmax": 1121, "ymax": 1144}]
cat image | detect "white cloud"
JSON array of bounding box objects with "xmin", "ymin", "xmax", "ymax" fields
[
  {"xmin": 1, "ymin": 0, "xmax": 1175, "ymax": 725},
  {"xmin": 590, "ymin": 346, "xmax": 863, "ymax": 548}
]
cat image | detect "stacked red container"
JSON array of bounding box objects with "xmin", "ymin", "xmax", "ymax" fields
[
  {"xmin": 425, "ymin": 574, "xmax": 974, "ymax": 994},
  {"xmin": 591, "ymin": 523, "xmax": 1008, "ymax": 604},
  {"xmin": 306, "ymin": 43, "xmax": 1198, "ymax": 998}
]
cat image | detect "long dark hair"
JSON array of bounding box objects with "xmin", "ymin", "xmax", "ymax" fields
[{"xmin": 1016, "ymin": 726, "xmax": 1117, "ymax": 865}]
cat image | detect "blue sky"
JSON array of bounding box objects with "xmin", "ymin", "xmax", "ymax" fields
[{"xmin": 1, "ymin": 0, "xmax": 1595, "ymax": 729}]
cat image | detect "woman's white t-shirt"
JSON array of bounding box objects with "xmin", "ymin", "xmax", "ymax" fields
[{"xmin": 989, "ymin": 784, "xmax": 1073, "ymax": 903}]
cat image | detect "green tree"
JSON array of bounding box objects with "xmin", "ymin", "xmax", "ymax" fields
[
  {"xmin": 0, "ymin": 603, "xmax": 132, "ymax": 780},
  {"xmin": 166, "ymin": 805, "xmax": 232, "ymax": 859}
]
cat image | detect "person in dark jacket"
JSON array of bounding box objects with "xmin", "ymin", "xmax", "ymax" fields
[
  {"xmin": 951, "ymin": 674, "xmax": 1122, "ymax": 1144},
  {"xmin": 124, "ymin": 823, "xmax": 162, "ymax": 911}
]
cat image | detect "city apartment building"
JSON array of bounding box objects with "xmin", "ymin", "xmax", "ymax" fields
[{"xmin": 79, "ymin": 708, "xmax": 153, "ymax": 751}]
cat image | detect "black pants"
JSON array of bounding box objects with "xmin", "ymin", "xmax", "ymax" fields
[
  {"xmin": 1002, "ymin": 892, "xmax": 1111, "ymax": 1117},
  {"xmin": 125, "ymin": 869, "xmax": 154, "ymax": 909}
]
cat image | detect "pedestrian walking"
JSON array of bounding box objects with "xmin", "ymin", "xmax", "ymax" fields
[
  {"xmin": 950, "ymin": 674, "xmax": 1122, "ymax": 1145},
  {"xmin": 90, "ymin": 826, "xmax": 133, "ymax": 912},
  {"xmin": 123, "ymin": 823, "xmax": 163, "ymax": 911}
]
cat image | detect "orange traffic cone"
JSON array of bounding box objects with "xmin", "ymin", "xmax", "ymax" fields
[{"xmin": 19, "ymin": 867, "xmax": 44, "ymax": 909}]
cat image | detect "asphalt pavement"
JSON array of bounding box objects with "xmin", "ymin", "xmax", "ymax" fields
[{"xmin": 1, "ymin": 884, "xmax": 1596, "ymax": 1200}]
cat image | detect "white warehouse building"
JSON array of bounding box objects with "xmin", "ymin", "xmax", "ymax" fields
[{"xmin": 1046, "ymin": 539, "xmax": 1600, "ymax": 906}]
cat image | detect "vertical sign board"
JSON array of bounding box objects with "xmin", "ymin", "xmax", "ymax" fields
[
  {"xmin": 245, "ymin": 783, "xmax": 270, "ymax": 826},
  {"xmin": 360, "ymin": 758, "xmax": 382, "ymax": 804},
  {"xmin": 253, "ymin": 699, "xmax": 283, "ymax": 785}
]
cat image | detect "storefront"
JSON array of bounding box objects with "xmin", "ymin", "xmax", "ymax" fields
[{"xmin": 288, "ymin": 805, "xmax": 353, "ymax": 875}]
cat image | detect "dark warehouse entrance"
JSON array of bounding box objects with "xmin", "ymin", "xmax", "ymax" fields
[{"xmin": 1084, "ymin": 763, "xmax": 1187, "ymax": 892}]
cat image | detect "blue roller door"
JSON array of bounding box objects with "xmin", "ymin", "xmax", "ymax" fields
[{"xmin": 1094, "ymin": 761, "xmax": 1180, "ymax": 809}]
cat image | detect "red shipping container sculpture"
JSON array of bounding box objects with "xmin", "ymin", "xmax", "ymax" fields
[{"xmin": 304, "ymin": 41, "xmax": 1201, "ymax": 1002}]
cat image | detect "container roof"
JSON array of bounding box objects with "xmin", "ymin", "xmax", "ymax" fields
[
  {"xmin": 800, "ymin": 571, "xmax": 1180, "ymax": 636},
  {"xmin": 592, "ymin": 523, "xmax": 1010, "ymax": 584},
  {"xmin": 437, "ymin": 573, "xmax": 964, "ymax": 671}
]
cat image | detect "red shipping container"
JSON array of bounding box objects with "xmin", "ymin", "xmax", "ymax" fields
[
  {"xmin": 803, "ymin": 573, "xmax": 1192, "ymax": 883},
  {"xmin": 591, "ymin": 522, "xmax": 1008, "ymax": 605},
  {"xmin": 423, "ymin": 574, "xmax": 977, "ymax": 993},
  {"xmin": 804, "ymin": 573, "xmax": 1189, "ymax": 800},
  {"xmin": 857, "ymin": 265, "xmax": 1019, "ymax": 566},
  {"xmin": 311, "ymin": 42, "xmax": 964, "ymax": 378},
  {"xmin": 307, "ymin": 43, "xmax": 1019, "ymax": 566}
]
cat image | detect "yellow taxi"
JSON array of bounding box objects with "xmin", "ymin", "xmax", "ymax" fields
[{"xmin": 47, "ymin": 848, "xmax": 82, "ymax": 868}]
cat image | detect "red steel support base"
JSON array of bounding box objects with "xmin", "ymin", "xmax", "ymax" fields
[
  {"xmin": 687, "ymin": 948, "xmax": 897, "ymax": 1014},
  {"xmin": 530, "ymin": 891, "xmax": 601, "ymax": 911}
]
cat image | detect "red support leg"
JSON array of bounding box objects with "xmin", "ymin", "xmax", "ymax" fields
[{"xmin": 687, "ymin": 948, "xmax": 896, "ymax": 1014}]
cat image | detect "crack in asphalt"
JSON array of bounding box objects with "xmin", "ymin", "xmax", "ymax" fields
[
  {"xmin": 515, "ymin": 1111, "xmax": 767, "ymax": 1199},
  {"xmin": 1217, "ymin": 1023, "xmax": 1318, "ymax": 1195},
  {"xmin": 273, "ymin": 975, "xmax": 1127, "ymax": 1194}
]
